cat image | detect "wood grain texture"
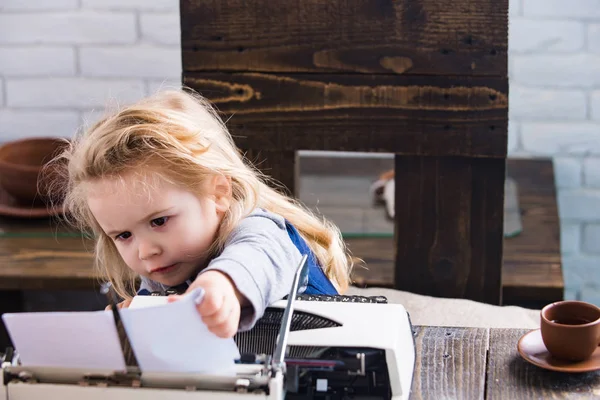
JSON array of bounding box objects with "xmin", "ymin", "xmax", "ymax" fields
[
  {"xmin": 0, "ymin": 235, "xmax": 96, "ymax": 290},
  {"xmin": 243, "ymin": 149, "xmax": 298, "ymax": 196},
  {"xmin": 181, "ymin": 0, "xmax": 508, "ymax": 76},
  {"xmin": 486, "ymin": 329, "xmax": 600, "ymax": 399},
  {"xmin": 502, "ymin": 160, "xmax": 563, "ymax": 304},
  {"xmin": 411, "ymin": 326, "xmax": 489, "ymax": 399},
  {"xmin": 184, "ymin": 73, "xmax": 508, "ymax": 157},
  {"xmin": 182, "ymin": 0, "xmax": 508, "ymax": 303},
  {"xmin": 393, "ymin": 155, "xmax": 504, "ymax": 304}
]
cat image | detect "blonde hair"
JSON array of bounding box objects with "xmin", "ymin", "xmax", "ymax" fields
[{"xmin": 51, "ymin": 89, "xmax": 354, "ymax": 299}]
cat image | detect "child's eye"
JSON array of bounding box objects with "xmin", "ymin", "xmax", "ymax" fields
[
  {"xmin": 115, "ymin": 232, "xmax": 131, "ymax": 241},
  {"xmin": 150, "ymin": 216, "xmax": 169, "ymax": 227}
]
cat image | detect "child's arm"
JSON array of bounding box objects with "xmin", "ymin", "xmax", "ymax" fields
[{"xmin": 191, "ymin": 209, "xmax": 302, "ymax": 335}]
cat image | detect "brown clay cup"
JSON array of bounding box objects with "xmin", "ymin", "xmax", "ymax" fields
[
  {"xmin": 0, "ymin": 137, "xmax": 68, "ymax": 205},
  {"xmin": 540, "ymin": 300, "xmax": 600, "ymax": 362}
]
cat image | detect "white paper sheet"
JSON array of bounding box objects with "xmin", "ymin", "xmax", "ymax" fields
[
  {"xmin": 128, "ymin": 294, "xmax": 170, "ymax": 309},
  {"xmin": 120, "ymin": 288, "xmax": 241, "ymax": 374},
  {"xmin": 1, "ymin": 310, "xmax": 126, "ymax": 370}
]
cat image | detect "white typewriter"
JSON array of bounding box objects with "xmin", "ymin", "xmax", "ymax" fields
[{"xmin": 0, "ymin": 257, "xmax": 415, "ymax": 399}]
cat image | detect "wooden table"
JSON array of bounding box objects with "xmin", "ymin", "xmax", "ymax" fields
[
  {"xmin": 411, "ymin": 326, "xmax": 599, "ymax": 399},
  {"xmin": 0, "ymin": 219, "xmax": 96, "ymax": 291},
  {"xmin": 2, "ymin": 323, "xmax": 597, "ymax": 398},
  {"xmin": 0, "ymin": 159, "xmax": 562, "ymax": 304}
]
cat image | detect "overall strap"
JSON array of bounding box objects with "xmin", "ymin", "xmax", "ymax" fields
[{"xmin": 285, "ymin": 222, "xmax": 338, "ymax": 296}]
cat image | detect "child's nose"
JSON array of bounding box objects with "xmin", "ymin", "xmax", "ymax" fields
[{"xmin": 138, "ymin": 239, "xmax": 161, "ymax": 260}]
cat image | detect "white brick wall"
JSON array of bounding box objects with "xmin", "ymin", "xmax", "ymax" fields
[
  {"xmin": 81, "ymin": 0, "xmax": 178, "ymax": 11},
  {"xmin": 512, "ymin": 54, "xmax": 600, "ymax": 88},
  {"xmin": 560, "ymin": 222, "xmax": 581, "ymax": 254},
  {"xmin": 554, "ymin": 157, "xmax": 583, "ymax": 189},
  {"xmin": 0, "ymin": 109, "xmax": 80, "ymax": 140},
  {"xmin": 524, "ymin": 0, "xmax": 600, "ymax": 19},
  {"xmin": 0, "ymin": 1, "xmax": 181, "ymax": 141},
  {"xmin": 0, "ymin": 12, "xmax": 137, "ymax": 44},
  {"xmin": 0, "ymin": 0, "xmax": 78, "ymax": 10},
  {"xmin": 521, "ymin": 123, "xmax": 600, "ymax": 155},
  {"xmin": 592, "ymin": 91, "xmax": 600, "ymax": 120},
  {"xmin": 1, "ymin": 0, "xmax": 600, "ymax": 304},
  {"xmin": 6, "ymin": 78, "xmax": 146, "ymax": 108},
  {"xmin": 583, "ymin": 158, "xmax": 600, "ymax": 187},
  {"xmin": 508, "ymin": 1, "xmax": 600, "ymax": 304},
  {"xmin": 509, "ymin": 19, "xmax": 585, "ymax": 53},
  {"xmin": 590, "ymin": 24, "xmax": 600, "ymax": 53},
  {"xmin": 0, "ymin": 47, "xmax": 76, "ymax": 76},
  {"xmin": 509, "ymin": 87, "xmax": 586, "ymax": 120},
  {"xmin": 80, "ymin": 46, "xmax": 181, "ymax": 77},
  {"xmin": 140, "ymin": 13, "xmax": 181, "ymax": 45}
]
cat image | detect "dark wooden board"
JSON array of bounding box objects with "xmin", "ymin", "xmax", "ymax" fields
[
  {"xmin": 411, "ymin": 326, "xmax": 489, "ymax": 399},
  {"xmin": 184, "ymin": 73, "xmax": 508, "ymax": 158},
  {"xmin": 181, "ymin": 0, "xmax": 508, "ymax": 304},
  {"xmin": 243, "ymin": 149, "xmax": 298, "ymax": 196},
  {"xmin": 393, "ymin": 155, "xmax": 504, "ymax": 304},
  {"xmin": 486, "ymin": 329, "xmax": 600, "ymax": 399},
  {"xmin": 181, "ymin": 0, "xmax": 508, "ymax": 76}
]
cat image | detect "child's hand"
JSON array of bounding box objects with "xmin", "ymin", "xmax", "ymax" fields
[{"xmin": 169, "ymin": 271, "xmax": 243, "ymax": 339}]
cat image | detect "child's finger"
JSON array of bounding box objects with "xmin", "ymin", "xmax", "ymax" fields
[
  {"xmin": 117, "ymin": 299, "xmax": 133, "ymax": 309},
  {"xmin": 106, "ymin": 299, "xmax": 132, "ymax": 310},
  {"xmin": 202, "ymin": 304, "xmax": 235, "ymax": 327},
  {"xmin": 207, "ymin": 306, "xmax": 240, "ymax": 339},
  {"xmin": 167, "ymin": 294, "xmax": 182, "ymax": 303},
  {"xmin": 196, "ymin": 291, "xmax": 223, "ymax": 317}
]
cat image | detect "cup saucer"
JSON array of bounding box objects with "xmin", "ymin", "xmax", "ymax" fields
[
  {"xmin": 0, "ymin": 183, "xmax": 63, "ymax": 218},
  {"xmin": 517, "ymin": 329, "xmax": 600, "ymax": 373}
]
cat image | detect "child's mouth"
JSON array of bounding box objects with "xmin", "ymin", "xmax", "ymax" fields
[{"xmin": 151, "ymin": 263, "xmax": 178, "ymax": 274}]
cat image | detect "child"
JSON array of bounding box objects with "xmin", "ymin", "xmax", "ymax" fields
[{"xmin": 51, "ymin": 88, "xmax": 354, "ymax": 339}]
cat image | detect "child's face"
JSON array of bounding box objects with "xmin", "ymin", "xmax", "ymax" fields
[{"xmin": 86, "ymin": 172, "xmax": 228, "ymax": 287}]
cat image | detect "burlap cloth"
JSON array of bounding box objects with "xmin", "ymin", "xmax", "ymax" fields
[{"xmin": 346, "ymin": 286, "xmax": 541, "ymax": 329}]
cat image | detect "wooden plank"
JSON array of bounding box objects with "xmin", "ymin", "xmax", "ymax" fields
[
  {"xmin": 411, "ymin": 326, "xmax": 488, "ymax": 399},
  {"xmin": 243, "ymin": 149, "xmax": 298, "ymax": 196},
  {"xmin": 468, "ymin": 156, "xmax": 505, "ymax": 303},
  {"xmin": 348, "ymin": 238, "xmax": 395, "ymax": 288},
  {"xmin": 350, "ymin": 238, "xmax": 564, "ymax": 304},
  {"xmin": 181, "ymin": 0, "xmax": 508, "ymax": 76},
  {"xmin": 502, "ymin": 262, "xmax": 563, "ymax": 305},
  {"xmin": 486, "ymin": 329, "xmax": 600, "ymax": 399},
  {"xmin": 0, "ymin": 235, "xmax": 96, "ymax": 290},
  {"xmin": 502, "ymin": 159, "xmax": 563, "ymax": 304},
  {"xmin": 184, "ymin": 73, "xmax": 508, "ymax": 158},
  {"xmin": 393, "ymin": 155, "xmax": 504, "ymax": 304}
]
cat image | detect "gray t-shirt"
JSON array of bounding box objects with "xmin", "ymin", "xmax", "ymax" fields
[{"xmin": 138, "ymin": 208, "xmax": 303, "ymax": 330}]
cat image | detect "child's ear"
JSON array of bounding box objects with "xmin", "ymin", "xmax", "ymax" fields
[{"xmin": 212, "ymin": 174, "xmax": 232, "ymax": 213}]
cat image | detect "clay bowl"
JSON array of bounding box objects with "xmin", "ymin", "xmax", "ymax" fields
[{"xmin": 0, "ymin": 137, "xmax": 69, "ymax": 205}]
